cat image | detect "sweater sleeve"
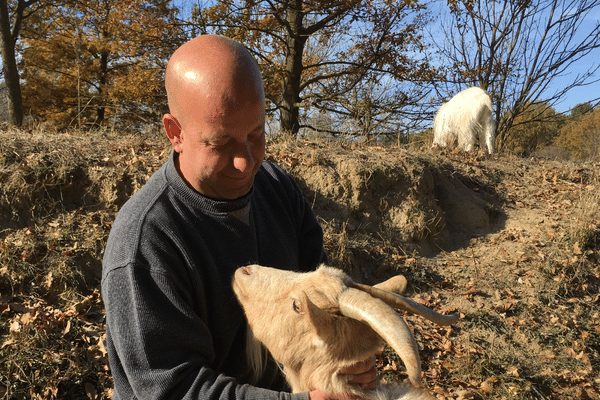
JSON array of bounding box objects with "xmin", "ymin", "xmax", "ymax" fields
[{"xmin": 103, "ymin": 261, "xmax": 308, "ymax": 400}]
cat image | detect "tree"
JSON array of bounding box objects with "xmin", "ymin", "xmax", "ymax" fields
[
  {"xmin": 570, "ymin": 102, "xmax": 594, "ymax": 118},
  {"xmin": 503, "ymin": 101, "xmax": 564, "ymax": 155},
  {"xmin": 433, "ymin": 0, "xmax": 600, "ymax": 151},
  {"xmin": 0, "ymin": 0, "xmax": 48, "ymax": 126},
  {"xmin": 191, "ymin": 0, "xmax": 436, "ymax": 138},
  {"xmin": 19, "ymin": 0, "xmax": 184, "ymax": 129},
  {"xmin": 555, "ymin": 107, "xmax": 600, "ymax": 161}
]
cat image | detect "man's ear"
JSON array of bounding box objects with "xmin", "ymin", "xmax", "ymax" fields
[{"xmin": 163, "ymin": 113, "xmax": 183, "ymax": 152}]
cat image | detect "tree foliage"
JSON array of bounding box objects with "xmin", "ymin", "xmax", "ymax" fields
[
  {"xmin": 19, "ymin": 0, "xmax": 183, "ymax": 129},
  {"xmin": 570, "ymin": 102, "xmax": 594, "ymax": 118},
  {"xmin": 190, "ymin": 0, "xmax": 437, "ymax": 138},
  {"xmin": 433, "ymin": 0, "xmax": 600, "ymax": 151},
  {"xmin": 503, "ymin": 102, "xmax": 564, "ymax": 155},
  {"xmin": 555, "ymin": 107, "xmax": 600, "ymax": 161}
]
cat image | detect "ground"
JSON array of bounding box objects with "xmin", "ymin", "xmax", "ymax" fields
[{"xmin": 0, "ymin": 129, "xmax": 598, "ymax": 399}]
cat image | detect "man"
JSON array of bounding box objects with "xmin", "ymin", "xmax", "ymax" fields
[{"xmin": 102, "ymin": 35, "xmax": 375, "ymax": 400}]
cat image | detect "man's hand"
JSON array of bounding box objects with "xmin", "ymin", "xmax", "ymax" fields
[
  {"xmin": 341, "ymin": 356, "xmax": 377, "ymax": 390},
  {"xmin": 308, "ymin": 356, "xmax": 377, "ymax": 400},
  {"xmin": 309, "ymin": 390, "xmax": 342, "ymax": 400}
]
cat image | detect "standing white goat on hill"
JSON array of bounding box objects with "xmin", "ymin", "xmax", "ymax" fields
[
  {"xmin": 233, "ymin": 264, "xmax": 460, "ymax": 400},
  {"xmin": 432, "ymin": 87, "xmax": 495, "ymax": 154}
]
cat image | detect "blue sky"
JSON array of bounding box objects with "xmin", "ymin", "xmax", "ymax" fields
[
  {"xmin": 552, "ymin": 70, "xmax": 600, "ymax": 112},
  {"xmin": 543, "ymin": 5, "xmax": 600, "ymax": 112}
]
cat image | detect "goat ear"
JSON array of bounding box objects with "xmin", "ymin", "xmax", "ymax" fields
[
  {"xmin": 374, "ymin": 274, "xmax": 408, "ymax": 295},
  {"xmin": 292, "ymin": 292, "xmax": 337, "ymax": 337}
]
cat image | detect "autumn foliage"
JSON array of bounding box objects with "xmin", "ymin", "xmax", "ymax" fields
[
  {"xmin": 18, "ymin": 0, "xmax": 182, "ymax": 129},
  {"xmin": 502, "ymin": 102, "xmax": 564, "ymax": 155},
  {"xmin": 555, "ymin": 108, "xmax": 600, "ymax": 161}
]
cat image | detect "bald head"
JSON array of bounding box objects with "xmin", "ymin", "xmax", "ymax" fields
[
  {"xmin": 165, "ymin": 35, "xmax": 265, "ymax": 128},
  {"xmin": 162, "ymin": 35, "xmax": 267, "ymax": 200}
]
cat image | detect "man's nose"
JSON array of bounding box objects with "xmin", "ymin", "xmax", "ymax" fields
[{"xmin": 232, "ymin": 141, "xmax": 254, "ymax": 172}]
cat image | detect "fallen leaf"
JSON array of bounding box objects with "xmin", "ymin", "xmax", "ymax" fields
[
  {"xmin": 20, "ymin": 311, "xmax": 34, "ymax": 325},
  {"xmin": 480, "ymin": 377, "xmax": 498, "ymax": 393},
  {"xmin": 581, "ymin": 330, "xmax": 591, "ymax": 341},
  {"xmin": 462, "ymin": 288, "xmax": 483, "ymax": 300},
  {"xmin": 413, "ymin": 295, "xmax": 431, "ymax": 307},
  {"xmin": 506, "ymin": 365, "xmax": 520, "ymax": 377},
  {"xmin": 9, "ymin": 303, "xmax": 31, "ymax": 313},
  {"xmin": 1, "ymin": 338, "xmax": 17, "ymax": 349},
  {"xmin": 580, "ymin": 352, "xmax": 592, "ymax": 367},
  {"xmin": 9, "ymin": 320, "xmax": 20, "ymax": 334},
  {"xmin": 64, "ymin": 319, "xmax": 71, "ymax": 335},
  {"xmin": 44, "ymin": 271, "xmax": 54, "ymax": 290},
  {"xmin": 493, "ymin": 302, "xmax": 513, "ymax": 313}
]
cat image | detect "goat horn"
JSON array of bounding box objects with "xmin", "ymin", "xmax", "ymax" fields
[
  {"xmin": 350, "ymin": 283, "xmax": 459, "ymax": 326},
  {"xmin": 338, "ymin": 288, "xmax": 422, "ymax": 387}
]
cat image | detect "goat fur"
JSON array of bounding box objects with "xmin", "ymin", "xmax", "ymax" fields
[
  {"xmin": 432, "ymin": 87, "xmax": 495, "ymax": 154},
  {"xmin": 233, "ymin": 264, "xmax": 458, "ymax": 400}
]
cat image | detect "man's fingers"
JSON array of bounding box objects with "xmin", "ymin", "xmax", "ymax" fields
[
  {"xmin": 342, "ymin": 355, "xmax": 377, "ymax": 390},
  {"xmin": 341, "ymin": 356, "xmax": 376, "ymax": 375},
  {"xmin": 346, "ymin": 365, "xmax": 376, "ymax": 384}
]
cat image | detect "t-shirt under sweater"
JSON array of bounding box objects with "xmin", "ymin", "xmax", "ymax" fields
[{"xmin": 101, "ymin": 151, "xmax": 328, "ymax": 400}]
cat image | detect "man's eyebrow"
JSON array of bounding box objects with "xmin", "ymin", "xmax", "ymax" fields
[
  {"xmin": 204, "ymin": 124, "xmax": 263, "ymax": 142},
  {"xmin": 205, "ymin": 132, "xmax": 230, "ymax": 142}
]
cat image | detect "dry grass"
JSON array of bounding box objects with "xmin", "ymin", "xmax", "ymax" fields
[
  {"xmin": 568, "ymin": 184, "xmax": 600, "ymax": 251},
  {"xmin": 0, "ymin": 126, "xmax": 170, "ymax": 399}
]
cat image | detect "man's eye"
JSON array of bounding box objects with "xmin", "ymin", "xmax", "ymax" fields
[{"xmin": 212, "ymin": 139, "xmax": 231, "ymax": 148}]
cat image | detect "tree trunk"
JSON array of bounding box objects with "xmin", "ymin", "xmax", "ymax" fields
[
  {"xmin": 97, "ymin": 50, "xmax": 109, "ymax": 124},
  {"xmin": 280, "ymin": 0, "xmax": 307, "ymax": 137},
  {"xmin": 0, "ymin": 0, "xmax": 23, "ymax": 126}
]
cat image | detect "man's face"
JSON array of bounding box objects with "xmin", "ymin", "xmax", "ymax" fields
[{"xmin": 174, "ymin": 97, "xmax": 266, "ymax": 200}]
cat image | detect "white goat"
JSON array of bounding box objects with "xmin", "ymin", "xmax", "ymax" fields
[
  {"xmin": 232, "ymin": 264, "xmax": 459, "ymax": 400},
  {"xmin": 432, "ymin": 87, "xmax": 495, "ymax": 154}
]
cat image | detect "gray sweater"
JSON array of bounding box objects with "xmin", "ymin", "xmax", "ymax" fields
[{"xmin": 102, "ymin": 151, "xmax": 328, "ymax": 400}]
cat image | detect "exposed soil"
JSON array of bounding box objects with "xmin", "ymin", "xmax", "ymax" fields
[{"xmin": 1, "ymin": 130, "xmax": 599, "ymax": 399}]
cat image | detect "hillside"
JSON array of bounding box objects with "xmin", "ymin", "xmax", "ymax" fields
[{"xmin": 1, "ymin": 128, "xmax": 598, "ymax": 399}]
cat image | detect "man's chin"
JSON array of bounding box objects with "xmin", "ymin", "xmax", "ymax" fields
[
  {"xmin": 197, "ymin": 174, "xmax": 256, "ymax": 200},
  {"xmin": 214, "ymin": 181, "xmax": 254, "ymax": 200},
  {"xmin": 220, "ymin": 189, "xmax": 251, "ymax": 200}
]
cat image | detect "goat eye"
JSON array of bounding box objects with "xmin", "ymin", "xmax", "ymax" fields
[{"xmin": 292, "ymin": 299, "xmax": 303, "ymax": 315}]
